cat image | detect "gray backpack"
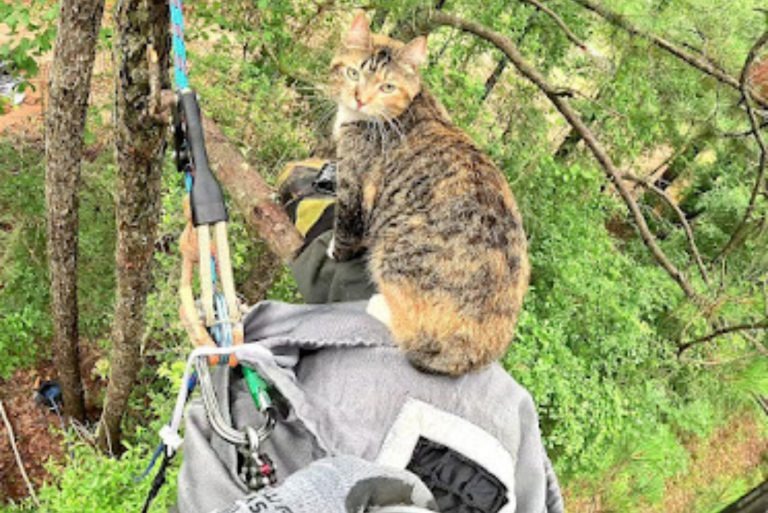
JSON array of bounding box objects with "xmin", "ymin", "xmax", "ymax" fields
[{"xmin": 173, "ymin": 301, "xmax": 564, "ymax": 513}]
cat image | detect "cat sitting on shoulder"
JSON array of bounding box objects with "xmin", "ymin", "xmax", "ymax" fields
[{"xmin": 328, "ymin": 11, "xmax": 530, "ymax": 376}]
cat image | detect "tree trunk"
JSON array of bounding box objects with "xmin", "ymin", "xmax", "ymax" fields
[
  {"xmin": 97, "ymin": 0, "xmax": 170, "ymax": 453},
  {"xmin": 44, "ymin": 0, "xmax": 105, "ymax": 421},
  {"xmin": 240, "ymin": 247, "xmax": 282, "ymax": 304}
]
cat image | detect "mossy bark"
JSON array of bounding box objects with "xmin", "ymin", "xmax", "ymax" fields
[
  {"xmin": 96, "ymin": 0, "xmax": 170, "ymax": 453},
  {"xmin": 44, "ymin": 0, "xmax": 106, "ymax": 421}
]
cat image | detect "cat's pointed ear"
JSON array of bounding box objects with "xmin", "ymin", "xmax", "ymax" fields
[
  {"xmin": 345, "ymin": 11, "xmax": 372, "ymax": 50},
  {"xmin": 399, "ymin": 36, "xmax": 428, "ymax": 68}
]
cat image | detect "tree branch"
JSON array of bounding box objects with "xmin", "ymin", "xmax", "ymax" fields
[
  {"xmin": 202, "ymin": 117, "xmax": 304, "ymax": 262},
  {"xmin": 483, "ymin": 57, "xmax": 508, "ymax": 101},
  {"xmin": 678, "ymin": 319, "xmax": 768, "ymax": 354},
  {"xmin": 622, "ymin": 173, "xmax": 709, "ymax": 284},
  {"xmin": 721, "ymin": 119, "xmax": 768, "ymax": 138},
  {"xmin": 715, "ymin": 29, "xmax": 768, "ymax": 261},
  {"xmin": 422, "ymin": 11, "xmax": 700, "ymax": 301},
  {"xmin": 484, "ymin": 11, "xmax": 535, "ymax": 101},
  {"xmin": 566, "ymin": 0, "xmax": 743, "ymax": 92},
  {"xmin": 521, "ymin": 0, "xmax": 587, "ymax": 50}
]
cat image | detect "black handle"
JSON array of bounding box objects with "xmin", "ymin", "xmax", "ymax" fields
[{"xmin": 179, "ymin": 90, "xmax": 228, "ymax": 226}]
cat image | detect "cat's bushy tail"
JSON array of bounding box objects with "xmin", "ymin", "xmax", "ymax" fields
[
  {"xmin": 375, "ymin": 280, "xmax": 525, "ymax": 376},
  {"xmin": 404, "ymin": 334, "xmax": 494, "ymax": 376}
]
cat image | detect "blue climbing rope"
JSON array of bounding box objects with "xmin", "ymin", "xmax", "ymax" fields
[
  {"xmin": 169, "ymin": 0, "xmax": 190, "ymax": 91},
  {"xmin": 141, "ymin": 0, "xmax": 279, "ymax": 501},
  {"xmin": 140, "ymin": 0, "xmax": 274, "ymax": 492}
]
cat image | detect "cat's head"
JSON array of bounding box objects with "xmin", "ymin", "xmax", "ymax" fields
[{"xmin": 330, "ymin": 11, "xmax": 428, "ymax": 121}]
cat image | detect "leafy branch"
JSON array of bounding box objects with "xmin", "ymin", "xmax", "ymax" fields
[
  {"xmin": 566, "ymin": 0, "xmax": 742, "ymax": 93},
  {"xmin": 0, "ymin": 1, "xmax": 57, "ymax": 79},
  {"xmin": 420, "ymin": 10, "xmax": 701, "ymax": 301},
  {"xmin": 520, "ymin": 0, "xmax": 587, "ymax": 51}
]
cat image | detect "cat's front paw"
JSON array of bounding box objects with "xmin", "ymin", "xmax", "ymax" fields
[
  {"xmin": 326, "ymin": 236, "xmax": 337, "ymax": 260},
  {"xmin": 327, "ymin": 235, "xmax": 363, "ymax": 261}
]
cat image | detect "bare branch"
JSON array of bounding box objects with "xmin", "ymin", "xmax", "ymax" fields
[
  {"xmin": 755, "ymin": 395, "xmax": 768, "ymax": 416},
  {"xmin": 720, "ymin": 119, "xmax": 768, "ymax": 138},
  {"xmin": 744, "ymin": 332, "xmax": 768, "ymax": 356},
  {"xmin": 520, "ymin": 0, "xmax": 587, "ymax": 50},
  {"xmin": 678, "ymin": 319, "xmax": 768, "ymax": 354},
  {"xmin": 714, "ymin": 29, "xmax": 768, "ymax": 261},
  {"xmin": 422, "ymin": 11, "xmax": 700, "ymax": 301},
  {"xmin": 484, "ymin": 11, "xmax": 535, "ymax": 101},
  {"xmin": 763, "ymin": 279, "xmax": 768, "ymax": 318},
  {"xmin": 622, "ymin": 173, "xmax": 709, "ymax": 284},
  {"xmin": 203, "ymin": 117, "xmax": 304, "ymax": 262},
  {"xmin": 483, "ymin": 57, "xmax": 508, "ymax": 101}
]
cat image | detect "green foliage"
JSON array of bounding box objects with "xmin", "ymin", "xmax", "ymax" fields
[
  {"xmin": 266, "ymin": 266, "xmax": 302, "ymax": 303},
  {"xmin": 27, "ymin": 424, "xmax": 178, "ymax": 513},
  {"xmin": 0, "ymin": 141, "xmax": 116, "ymax": 379},
  {"xmin": 0, "ymin": 1, "xmax": 57, "ymax": 80},
  {"xmin": 0, "ymin": 142, "xmax": 50, "ymax": 377},
  {"xmin": 2, "ymin": 0, "xmax": 768, "ymax": 511}
]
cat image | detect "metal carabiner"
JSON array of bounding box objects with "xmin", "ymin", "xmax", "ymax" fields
[
  {"xmin": 194, "ymin": 356, "xmax": 276, "ymax": 446},
  {"xmin": 238, "ymin": 426, "xmax": 277, "ymax": 490}
]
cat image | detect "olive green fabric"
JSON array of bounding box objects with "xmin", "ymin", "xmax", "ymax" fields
[
  {"xmin": 280, "ymin": 158, "xmax": 375, "ymax": 303},
  {"xmin": 290, "ymin": 231, "xmax": 377, "ymax": 303}
]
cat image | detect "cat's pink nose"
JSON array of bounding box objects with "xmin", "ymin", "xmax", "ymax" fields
[{"xmin": 356, "ymin": 99, "xmax": 364, "ymax": 109}]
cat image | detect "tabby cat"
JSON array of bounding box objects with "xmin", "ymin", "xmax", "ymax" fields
[{"xmin": 328, "ymin": 12, "xmax": 529, "ymax": 375}]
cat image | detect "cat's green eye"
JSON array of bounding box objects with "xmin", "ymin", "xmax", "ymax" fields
[
  {"xmin": 380, "ymin": 83, "xmax": 396, "ymax": 93},
  {"xmin": 346, "ymin": 67, "xmax": 359, "ymax": 81}
]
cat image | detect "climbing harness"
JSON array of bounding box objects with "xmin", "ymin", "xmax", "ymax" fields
[{"xmin": 140, "ymin": 1, "xmax": 277, "ymax": 509}]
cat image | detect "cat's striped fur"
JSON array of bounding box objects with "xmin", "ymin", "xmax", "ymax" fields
[{"xmin": 329, "ymin": 12, "xmax": 529, "ymax": 375}]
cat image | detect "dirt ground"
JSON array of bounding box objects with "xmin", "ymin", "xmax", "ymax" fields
[
  {"xmin": 0, "ymin": 72, "xmax": 46, "ymax": 137},
  {"xmin": 564, "ymin": 410, "xmax": 768, "ymax": 512},
  {"xmin": 0, "ymin": 360, "xmax": 66, "ymax": 502},
  {"xmin": 658, "ymin": 412, "xmax": 768, "ymax": 513},
  {"xmin": 0, "ymin": 343, "xmax": 104, "ymax": 502}
]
